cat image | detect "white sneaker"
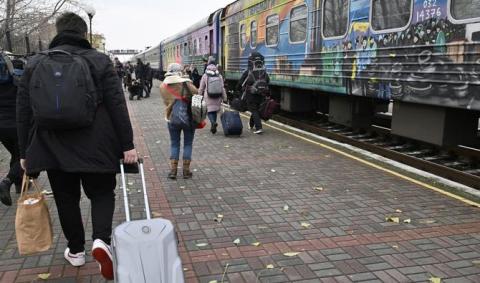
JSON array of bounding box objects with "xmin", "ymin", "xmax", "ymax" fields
[
  {"xmin": 254, "ymin": 129, "xmax": 264, "ymax": 134},
  {"xmin": 64, "ymin": 248, "xmax": 85, "ymax": 267},
  {"xmin": 92, "ymin": 239, "xmax": 114, "ymax": 280}
]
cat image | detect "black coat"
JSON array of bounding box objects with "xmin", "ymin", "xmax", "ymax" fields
[
  {"xmin": 0, "ymin": 82, "xmax": 17, "ymax": 128},
  {"xmin": 17, "ymin": 32, "xmax": 134, "ymax": 174}
]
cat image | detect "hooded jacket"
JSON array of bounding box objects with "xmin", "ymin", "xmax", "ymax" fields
[
  {"xmin": 17, "ymin": 31, "xmax": 134, "ymax": 174},
  {"xmin": 198, "ymin": 64, "xmax": 227, "ymax": 113}
]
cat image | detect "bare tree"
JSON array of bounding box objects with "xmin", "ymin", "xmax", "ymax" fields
[{"xmin": 1, "ymin": 0, "xmax": 85, "ymax": 53}]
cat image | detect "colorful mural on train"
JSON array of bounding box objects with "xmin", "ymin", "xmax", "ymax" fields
[{"xmin": 222, "ymin": 0, "xmax": 480, "ymax": 111}]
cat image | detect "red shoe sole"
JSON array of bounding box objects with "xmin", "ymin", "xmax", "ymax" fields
[{"xmin": 92, "ymin": 247, "xmax": 114, "ymax": 280}]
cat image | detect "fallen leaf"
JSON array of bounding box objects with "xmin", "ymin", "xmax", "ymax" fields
[
  {"xmin": 233, "ymin": 238, "xmax": 240, "ymax": 245},
  {"xmin": 143, "ymin": 155, "xmax": 150, "ymax": 159},
  {"xmin": 472, "ymin": 260, "xmax": 480, "ymax": 266},
  {"xmin": 208, "ymin": 281, "xmax": 218, "ymax": 283},
  {"xmin": 314, "ymin": 187, "xmax": 324, "ymax": 192},
  {"xmin": 386, "ymin": 216, "xmax": 400, "ymax": 223},
  {"xmin": 266, "ymin": 264, "xmax": 274, "ymax": 269},
  {"xmin": 283, "ymin": 205, "xmax": 289, "ymax": 211},
  {"xmin": 291, "ymin": 172, "xmax": 296, "ymax": 175},
  {"xmin": 152, "ymin": 212, "xmax": 162, "ymax": 217},
  {"xmin": 395, "ymin": 209, "xmax": 403, "ymax": 213},
  {"xmin": 217, "ymin": 196, "xmax": 222, "ymax": 200},
  {"xmin": 224, "ymin": 145, "xmax": 230, "ymax": 148},
  {"xmin": 429, "ymin": 277, "xmax": 441, "ymax": 283},
  {"xmin": 38, "ymin": 273, "xmax": 50, "ymax": 280},
  {"xmin": 193, "ymin": 169, "xmax": 198, "ymax": 172},
  {"xmin": 392, "ymin": 245, "xmax": 399, "ymax": 249},
  {"xmin": 196, "ymin": 243, "xmax": 208, "ymax": 247},
  {"xmin": 271, "ymin": 169, "xmax": 276, "ymax": 173},
  {"xmin": 301, "ymin": 222, "xmax": 311, "ymax": 228},
  {"xmin": 128, "ymin": 181, "xmax": 134, "ymax": 186},
  {"xmin": 183, "ymin": 268, "xmax": 189, "ymax": 271},
  {"xmin": 252, "ymin": 242, "xmax": 261, "ymax": 247},
  {"xmin": 137, "ymin": 190, "xmax": 141, "ymax": 193},
  {"xmin": 155, "ymin": 140, "xmax": 161, "ymax": 144},
  {"xmin": 258, "ymin": 226, "xmax": 268, "ymax": 229},
  {"xmin": 214, "ymin": 214, "xmax": 224, "ymax": 223},
  {"xmin": 179, "ymin": 186, "xmax": 185, "ymax": 189},
  {"xmin": 149, "ymin": 168, "xmax": 155, "ymax": 171},
  {"xmin": 283, "ymin": 252, "xmax": 300, "ymax": 257},
  {"xmin": 403, "ymin": 218, "xmax": 411, "ymax": 224}
]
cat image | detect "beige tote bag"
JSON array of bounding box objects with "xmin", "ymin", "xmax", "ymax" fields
[{"xmin": 15, "ymin": 174, "xmax": 53, "ymax": 255}]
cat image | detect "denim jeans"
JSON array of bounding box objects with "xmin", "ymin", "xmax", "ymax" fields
[
  {"xmin": 168, "ymin": 123, "xmax": 195, "ymax": 160},
  {"xmin": 207, "ymin": 111, "xmax": 218, "ymax": 125}
]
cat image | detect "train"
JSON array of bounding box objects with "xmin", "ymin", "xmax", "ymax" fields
[{"xmin": 133, "ymin": 0, "xmax": 480, "ymax": 147}]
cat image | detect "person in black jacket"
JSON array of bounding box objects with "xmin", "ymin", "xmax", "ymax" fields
[
  {"xmin": 236, "ymin": 52, "xmax": 270, "ymax": 134},
  {"xmin": 135, "ymin": 58, "xmax": 146, "ymax": 97},
  {"xmin": 144, "ymin": 62, "xmax": 153, "ymax": 97},
  {"xmin": 0, "ymin": 52, "xmax": 23, "ymax": 206},
  {"xmin": 17, "ymin": 13, "xmax": 137, "ymax": 280}
]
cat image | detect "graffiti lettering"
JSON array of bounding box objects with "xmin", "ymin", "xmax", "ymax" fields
[
  {"xmin": 423, "ymin": 0, "xmax": 437, "ymax": 8},
  {"xmin": 417, "ymin": 7, "xmax": 441, "ymax": 22}
]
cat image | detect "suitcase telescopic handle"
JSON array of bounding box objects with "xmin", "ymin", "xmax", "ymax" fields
[{"xmin": 120, "ymin": 158, "xmax": 151, "ymax": 222}]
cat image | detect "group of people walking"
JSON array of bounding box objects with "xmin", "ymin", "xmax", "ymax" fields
[
  {"xmin": 0, "ymin": 11, "xmax": 272, "ymax": 281},
  {"xmin": 114, "ymin": 57, "xmax": 153, "ymax": 100}
]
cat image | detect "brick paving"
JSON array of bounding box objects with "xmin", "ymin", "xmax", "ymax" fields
[{"xmin": 1, "ymin": 82, "xmax": 480, "ymax": 282}]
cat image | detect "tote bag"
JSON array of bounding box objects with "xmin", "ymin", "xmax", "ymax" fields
[{"xmin": 15, "ymin": 175, "xmax": 53, "ymax": 255}]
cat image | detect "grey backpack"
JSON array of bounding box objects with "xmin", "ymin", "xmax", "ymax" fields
[
  {"xmin": 206, "ymin": 73, "xmax": 223, "ymax": 98},
  {"xmin": 30, "ymin": 50, "xmax": 98, "ymax": 130}
]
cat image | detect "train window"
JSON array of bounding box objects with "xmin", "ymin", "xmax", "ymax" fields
[
  {"xmin": 184, "ymin": 43, "xmax": 188, "ymax": 56},
  {"xmin": 290, "ymin": 5, "xmax": 308, "ymax": 43},
  {"xmin": 451, "ymin": 0, "xmax": 480, "ymax": 21},
  {"xmin": 371, "ymin": 0, "xmax": 412, "ymax": 31},
  {"xmin": 251, "ymin": 21, "xmax": 257, "ymax": 48},
  {"xmin": 266, "ymin": 14, "xmax": 279, "ymax": 46},
  {"xmin": 205, "ymin": 36, "xmax": 209, "ymax": 53},
  {"xmin": 322, "ymin": 0, "xmax": 349, "ymax": 38},
  {"xmin": 240, "ymin": 24, "xmax": 247, "ymax": 49},
  {"xmin": 193, "ymin": 39, "xmax": 197, "ymax": 55}
]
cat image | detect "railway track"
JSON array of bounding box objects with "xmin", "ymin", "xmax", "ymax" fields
[{"xmin": 273, "ymin": 112, "xmax": 480, "ymax": 190}]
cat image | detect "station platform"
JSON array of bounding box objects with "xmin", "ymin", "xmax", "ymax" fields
[{"xmin": 1, "ymin": 83, "xmax": 480, "ymax": 283}]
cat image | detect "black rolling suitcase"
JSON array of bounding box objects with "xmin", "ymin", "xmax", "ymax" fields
[{"xmin": 221, "ymin": 109, "xmax": 243, "ymax": 136}]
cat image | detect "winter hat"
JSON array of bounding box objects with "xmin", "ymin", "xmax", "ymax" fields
[
  {"xmin": 55, "ymin": 12, "xmax": 88, "ymax": 35},
  {"xmin": 165, "ymin": 63, "xmax": 183, "ymax": 77}
]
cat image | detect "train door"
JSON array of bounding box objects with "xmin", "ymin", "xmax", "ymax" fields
[
  {"xmin": 221, "ymin": 26, "xmax": 225, "ymax": 67},
  {"xmin": 209, "ymin": 29, "xmax": 214, "ymax": 55}
]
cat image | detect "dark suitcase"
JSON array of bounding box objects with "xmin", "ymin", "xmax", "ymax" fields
[
  {"xmin": 221, "ymin": 110, "xmax": 243, "ymax": 136},
  {"xmin": 259, "ymin": 98, "xmax": 279, "ymax": 121},
  {"xmin": 230, "ymin": 97, "xmax": 247, "ymax": 112}
]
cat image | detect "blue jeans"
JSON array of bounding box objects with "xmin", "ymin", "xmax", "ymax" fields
[
  {"xmin": 168, "ymin": 123, "xmax": 195, "ymax": 160},
  {"xmin": 207, "ymin": 111, "xmax": 218, "ymax": 125}
]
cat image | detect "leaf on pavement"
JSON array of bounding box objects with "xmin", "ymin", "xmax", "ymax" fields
[
  {"xmin": 233, "ymin": 238, "xmax": 240, "ymax": 245},
  {"xmin": 208, "ymin": 280, "xmax": 218, "ymax": 283},
  {"xmin": 252, "ymin": 242, "xmax": 261, "ymax": 247},
  {"xmin": 128, "ymin": 181, "xmax": 134, "ymax": 186},
  {"xmin": 183, "ymin": 267, "xmax": 189, "ymax": 271},
  {"xmin": 314, "ymin": 187, "xmax": 324, "ymax": 192},
  {"xmin": 283, "ymin": 205, "xmax": 289, "ymax": 211},
  {"xmin": 395, "ymin": 209, "xmax": 402, "ymax": 213},
  {"xmin": 196, "ymin": 243, "xmax": 208, "ymax": 247},
  {"xmin": 472, "ymin": 260, "xmax": 480, "ymax": 266},
  {"xmin": 301, "ymin": 222, "xmax": 311, "ymax": 228},
  {"xmin": 429, "ymin": 277, "xmax": 441, "ymax": 283},
  {"xmin": 283, "ymin": 252, "xmax": 299, "ymax": 257},
  {"xmin": 385, "ymin": 216, "xmax": 400, "ymax": 223},
  {"xmin": 270, "ymin": 169, "xmax": 276, "ymax": 173},
  {"xmin": 214, "ymin": 214, "xmax": 224, "ymax": 223},
  {"xmin": 155, "ymin": 140, "xmax": 161, "ymax": 144},
  {"xmin": 152, "ymin": 212, "xmax": 162, "ymax": 217},
  {"xmin": 420, "ymin": 219, "xmax": 436, "ymax": 224},
  {"xmin": 266, "ymin": 264, "xmax": 274, "ymax": 269},
  {"xmin": 38, "ymin": 273, "xmax": 50, "ymax": 280},
  {"xmin": 403, "ymin": 218, "xmax": 411, "ymax": 224}
]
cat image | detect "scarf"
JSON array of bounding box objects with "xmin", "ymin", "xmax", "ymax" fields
[{"xmin": 49, "ymin": 31, "xmax": 92, "ymax": 49}]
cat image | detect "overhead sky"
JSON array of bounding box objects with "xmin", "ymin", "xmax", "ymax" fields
[{"xmin": 84, "ymin": 0, "xmax": 235, "ymax": 51}]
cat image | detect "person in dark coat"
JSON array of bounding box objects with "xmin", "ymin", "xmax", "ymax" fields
[
  {"xmin": 144, "ymin": 62, "xmax": 153, "ymax": 97},
  {"xmin": 0, "ymin": 52, "xmax": 23, "ymax": 206},
  {"xmin": 236, "ymin": 51, "xmax": 270, "ymax": 134},
  {"xmin": 16, "ymin": 13, "xmax": 138, "ymax": 280},
  {"xmin": 135, "ymin": 58, "xmax": 146, "ymax": 97}
]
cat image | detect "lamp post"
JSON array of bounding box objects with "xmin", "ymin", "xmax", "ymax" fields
[{"xmin": 84, "ymin": 5, "xmax": 96, "ymax": 46}]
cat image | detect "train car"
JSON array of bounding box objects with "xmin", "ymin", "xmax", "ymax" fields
[
  {"xmin": 160, "ymin": 9, "xmax": 223, "ymax": 75},
  {"xmin": 221, "ymin": 0, "xmax": 480, "ymax": 146}
]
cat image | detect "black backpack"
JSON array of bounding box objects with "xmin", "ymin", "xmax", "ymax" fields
[
  {"xmin": 30, "ymin": 50, "xmax": 98, "ymax": 130},
  {"xmin": 247, "ymin": 69, "xmax": 269, "ymax": 96}
]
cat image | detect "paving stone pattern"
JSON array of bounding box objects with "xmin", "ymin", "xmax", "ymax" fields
[{"xmin": 0, "ymin": 83, "xmax": 479, "ymax": 282}]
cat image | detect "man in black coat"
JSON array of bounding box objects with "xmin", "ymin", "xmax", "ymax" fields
[
  {"xmin": 144, "ymin": 62, "xmax": 153, "ymax": 97},
  {"xmin": 17, "ymin": 13, "xmax": 137, "ymax": 280},
  {"xmin": 236, "ymin": 52, "xmax": 270, "ymax": 134},
  {"xmin": 0, "ymin": 52, "xmax": 23, "ymax": 206}
]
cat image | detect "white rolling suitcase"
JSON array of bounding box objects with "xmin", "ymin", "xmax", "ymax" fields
[{"xmin": 113, "ymin": 159, "xmax": 184, "ymax": 283}]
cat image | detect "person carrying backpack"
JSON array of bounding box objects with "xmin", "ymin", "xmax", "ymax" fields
[
  {"xmin": 159, "ymin": 63, "xmax": 198, "ymax": 180},
  {"xmin": 16, "ymin": 13, "xmax": 138, "ymax": 280},
  {"xmin": 198, "ymin": 60, "xmax": 227, "ymax": 134},
  {"xmin": 236, "ymin": 51, "xmax": 270, "ymax": 134},
  {"xmin": 0, "ymin": 52, "xmax": 23, "ymax": 206}
]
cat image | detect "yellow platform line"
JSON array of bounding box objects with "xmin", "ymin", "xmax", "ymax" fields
[{"xmin": 239, "ymin": 112, "xmax": 480, "ymax": 208}]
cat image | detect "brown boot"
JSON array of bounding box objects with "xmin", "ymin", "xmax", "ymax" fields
[
  {"xmin": 168, "ymin": 159, "xmax": 178, "ymax": 180},
  {"xmin": 183, "ymin": 160, "xmax": 193, "ymax": 179}
]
